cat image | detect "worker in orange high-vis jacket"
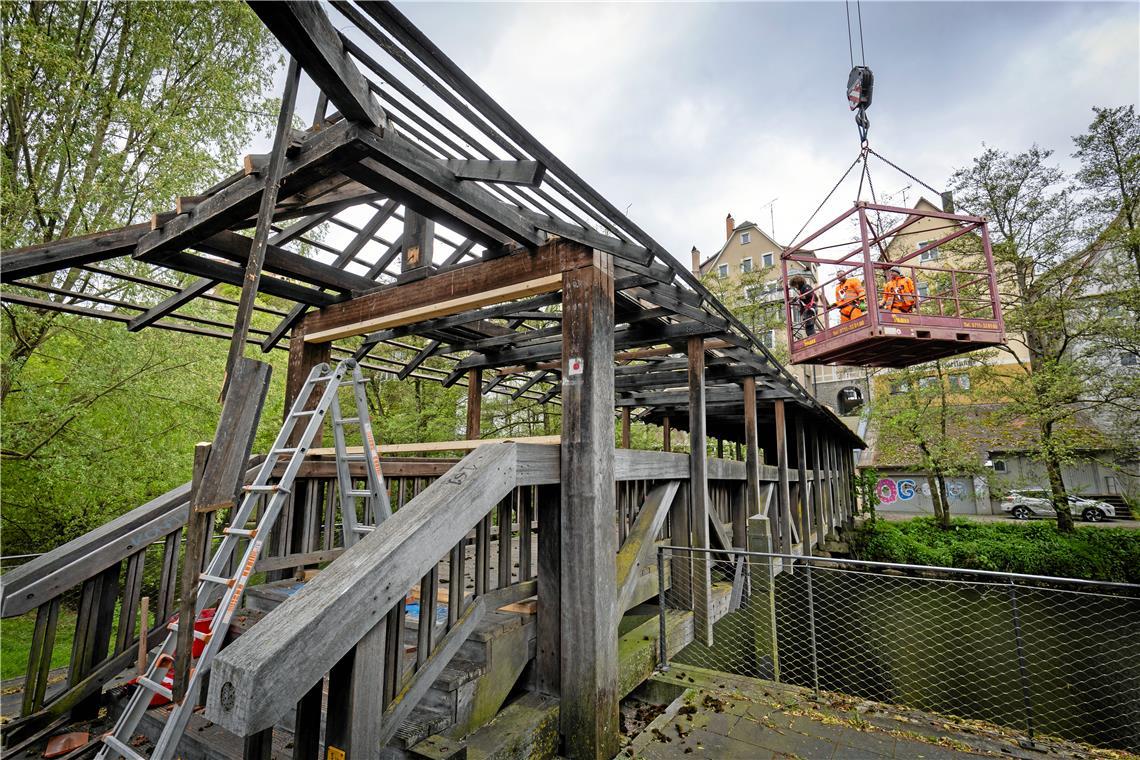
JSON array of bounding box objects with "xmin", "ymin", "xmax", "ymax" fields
[
  {"xmin": 835, "ymin": 275, "xmax": 866, "ymax": 322},
  {"xmin": 880, "ymin": 265, "xmax": 917, "ymax": 313}
]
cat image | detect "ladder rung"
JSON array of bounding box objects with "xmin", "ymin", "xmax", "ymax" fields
[
  {"xmin": 292, "ymin": 410, "xmax": 319, "ymax": 418},
  {"xmin": 199, "ymin": 573, "xmax": 235, "ymax": 587},
  {"xmin": 341, "ymin": 455, "xmax": 367, "ymax": 462},
  {"xmin": 137, "ymin": 676, "xmax": 173, "ymax": 700},
  {"xmin": 346, "ymin": 490, "xmax": 373, "ymax": 498},
  {"xmin": 271, "ymin": 447, "xmax": 300, "ymax": 455},
  {"xmin": 223, "ymin": 527, "xmax": 258, "ymax": 538},
  {"xmin": 102, "ymin": 734, "xmax": 148, "ymax": 760},
  {"xmin": 335, "ymin": 417, "xmax": 361, "ymax": 425},
  {"xmin": 243, "ymin": 484, "xmax": 289, "ymax": 494}
]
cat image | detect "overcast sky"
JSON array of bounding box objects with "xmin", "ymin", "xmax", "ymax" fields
[{"xmin": 268, "ymin": 1, "xmax": 1139, "ymax": 266}]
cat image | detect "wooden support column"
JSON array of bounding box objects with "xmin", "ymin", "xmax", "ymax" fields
[
  {"xmin": 795, "ymin": 416, "xmax": 811, "ymax": 551},
  {"xmin": 324, "ymin": 619, "xmax": 386, "ymax": 758},
  {"xmin": 559, "ymin": 250, "xmax": 618, "ymax": 759},
  {"xmin": 292, "ymin": 679, "xmax": 324, "ymax": 760},
  {"xmin": 662, "ymin": 415, "xmax": 671, "ymax": 452},
  {"xmin": 399, "ymin": 210, "xmax": 434, "ymax": 282},
  {"xmin": 285, "ymin": 316, "xmax": 331, "ymax": 420},
  {"xmin": 742, "ymin": 377, "xmax": 761, "ymax": 548},
  {"xmin": 174, "ymin": 442, "xmax": 212, "ymax": 703},
  {"xmin": 688, "ymin": 335, "xmax": 712, "ymax": 646},
  {"xmin": 774, "ymin": 400, "xmax": 793, "ymax": 557},
  {"xmin": 223, "ymin": 58, "xmax": 300, "ymax": 396},
  {"xmin": 466, "ymin": 368, "xmax": 482, "ymax": 439},
  {"xmin": 620, "ymin": 408, "xmax": 631, "ymax": 448},
  {"xmin": 812, "ymin": 430, "xmax": 826, "ymax": 550},
  {"xmin": 536, "ymin": 483, "xmax": 560, "ymax": 696},
  {"xmin": 827, "ymin": 438, "xmax": 840, "ymax": 532}
]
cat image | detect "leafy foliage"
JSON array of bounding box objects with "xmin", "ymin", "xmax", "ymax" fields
[{"xmin": 851, "ymin": 517, "xmax": 1140, "ymax": 583}]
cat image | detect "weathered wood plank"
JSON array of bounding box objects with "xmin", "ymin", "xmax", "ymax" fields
[
  {"xmin": 206, "ymin": 444, "xmax": 518, "ymax": 734},
  {"xmin": 444, "ymin": 158, "xmax": 545, "ymax": 186},
  {"xmin": 536, "ymin": 484, "xmax": 560, "ymax": 696},
  {"xmin": 0, "ymin": 223, "xmax": 150, "ymax": 282}
]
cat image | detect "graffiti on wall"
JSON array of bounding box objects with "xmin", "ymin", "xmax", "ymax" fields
[{"xmin": 876, "ymin": 477, "xmax": 970, "ymax": 504}]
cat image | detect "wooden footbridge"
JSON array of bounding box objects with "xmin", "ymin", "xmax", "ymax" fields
[{"xmin": 0, "ymin": 2, "xmax": 862, "ymax": 757}]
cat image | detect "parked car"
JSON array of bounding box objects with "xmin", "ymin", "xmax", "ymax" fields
[{"xmin": 1000, "ymin": 489, "xmax": 1116, "ymax": 522}]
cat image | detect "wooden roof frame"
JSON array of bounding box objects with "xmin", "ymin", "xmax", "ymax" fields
[{"xmin": 0, "ymin": 0, "xmax": 861, "ymax": 446}]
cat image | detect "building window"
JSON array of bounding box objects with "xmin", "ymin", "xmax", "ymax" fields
[
  {"xmin": 949, "ymin": 373, "xmax": 971, "ymax": 390},
  {"xmin": 762, "ymin": 252, "xmax": 774, "ymax": 267},
  {"xmin": 992, "ymin": 459, "xmax": 1007, "ymax": 473},
  {"xmin": 918, "ymin": 376, "xmax": 938, "ymax": 389},
  {"xmin": 1122, "ymin": 352, "xmax": 1138, "ymax": 366},
  {"xmin": 717, "ymin": 263, "xmax": 729, "ymax": 278},
  {"xmin": 762, "ymin": 330, "xmax": 776, "ymax": 349},
  {"xmin": 741, "ymin": 232, "xmax": 752, "ymax": 244},
  {"xmin": 890, "ymin": 381, "xmax": 910, "ymax": 395},
  {"xmin": 917, "ymin": 282, "xmax": 930, "ymax": 298},
  {"xmin": 741, "ymin": 257, "xmax": 753, "ymax": 273},
  {"xmin": 918, "ymin": 241, "xmax": 939, "ymax": 262}
]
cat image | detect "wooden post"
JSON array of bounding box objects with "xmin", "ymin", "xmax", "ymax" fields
[
  {"xmin": 812, "ymin": 430, "xmax": 826, "ymax": 550},
  {"xmin": 827, "ymin": 438, "xmax": 840, "ymax": 533},
  {"xmin": 399, "ymin": 209, "xmax": 434, "ymax": 282},
  {"xmin": 774, "ymin": 400, "xmax": 793, "ymax": 557},
  {"xmin": 137, "ymin": 597, "xmax": 149, "ymax": 676},
  {"xmin": 536, "ymin": 483, "xmax": 560, "ymax": 696},
  {"xmin": 688, "ymin": 335, "xmax": 712, "ymax": 646},
  {"xmin": 285, "ymin": 317, "xmax": 332, "ymax": 419},
  {"xmin": 223, "ymin": 58, "xmax": 300, "ymax": 396},
  {"xmin": 620, "ymin": 408, "xmax": 631, "ymax": 449},
  {"xmin": 174, "ymin": 442, "xmax": 212, "ymax": 702},
  {"xmin": 662, "ymin": 415, "xmax": 671, "ymax": 452},
  {"xmin": 467, "ymin": 368, "xmax": 482, "ymax": 439},
  {"xmin": 559, "ymin": 251, "xmax": 618, "ymax": 759},
  {"xmin": 742, "ymin": 377, "xmax": 761, "ymax": 546},
  {"xmin": 795, "ymin": 416, "xmax": 811, "ymax": 551},
  {"xmin": 292, "ymin": 679, "xmax": 324, "ymax": 760}
]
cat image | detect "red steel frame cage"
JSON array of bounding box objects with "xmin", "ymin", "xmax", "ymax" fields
[{"xmin": 781, "ymin": 201, "xmax": 1005, "ymax": 368}]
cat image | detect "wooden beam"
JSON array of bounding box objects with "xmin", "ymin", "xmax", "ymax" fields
[
  {"xmin": 444, "ymin": 158, "xmax": 545, "ymax": 186},
  {"xmin": 196, "ymin": 229, "xmax": 375, "ymax": 293},
  {"xmin": 302, "ymin": 239, "xmax": 591, "ymax": 343},
  {"xmin": 520, "ymin": 209, "xmax": 652, "ymax": 267},
  {"xmin": 615, "ymin": 481, "xmax": 679, "ymax": 613},
  {"xmin": 0, "ymin": 223, "xmax": 149, "ymax": 282},
  {"xmin": 307, "ymin": 435, "xmax": 560, "ymax": 456},
  {"xmin": 127, "ymin": 277, "xmax": 216, "ymax": 331},
  {"xmin": 620, "ymin": 408, "xmax": 631, "ymax": 448},
  {"xmin": 559, "ymin": 250, "xmax": 619, "ymax": 759},
  {"xmin": 536, "ymin": 483, "xmax": 560, "ymax": 696},
  {"xmin": 250, "ymin": 1, "xmax": 385, "ymax": 126},
  {"xmin": 688, "ymin": 335, "xmax": 712, "ymax": 647}
]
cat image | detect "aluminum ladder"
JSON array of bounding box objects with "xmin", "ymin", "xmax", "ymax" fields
[{"xmin": 98, "ymin": 359, "xmax": 388, "ymax": 760}]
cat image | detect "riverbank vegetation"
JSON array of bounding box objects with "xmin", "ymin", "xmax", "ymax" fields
[{"xmin": 851, "ymin": 517, "xmax": 1140, "ymax": 583}]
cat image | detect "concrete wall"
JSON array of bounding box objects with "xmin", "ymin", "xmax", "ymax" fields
[{"xmin": 873, "ymin": 470, "xmax": 991, "ymax": 515}]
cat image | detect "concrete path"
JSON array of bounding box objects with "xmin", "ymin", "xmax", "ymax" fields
[{"xmin": 620, "ymin": 666, "xmax": 1117, "ymax": 760}]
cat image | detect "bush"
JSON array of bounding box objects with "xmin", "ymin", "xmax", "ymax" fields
[{"xmin": 850, "ymin": 518, "xmax": 1140, "ymax": 583}]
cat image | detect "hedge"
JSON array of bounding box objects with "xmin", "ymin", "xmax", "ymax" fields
[{"xmin": 850, "ymin": 518, "xmax": 1140, "ymax": 583}]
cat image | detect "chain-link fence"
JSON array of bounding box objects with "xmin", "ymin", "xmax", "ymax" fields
[{"xmin": 658, "ymin": 547, "xmax": 1140, "ymax": 753}]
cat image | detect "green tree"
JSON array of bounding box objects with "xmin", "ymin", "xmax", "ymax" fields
[
  {"xmin": 951, "ymin": 146, "xmax": 1106, "ymax": 532},
  {"xmin": 1073, "ymin": 105, "xmax": 1140, "ymax": 281}
]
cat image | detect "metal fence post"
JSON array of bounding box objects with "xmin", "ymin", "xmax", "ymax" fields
[
  {"xmin": 1007, "ymin": 579, "xmax": 1036, "ymax": 747},
  {"xmin": 657, "ymin": 548, "xmax": 669, "ymax": 672},
  {"xmin": 806, "ymin": 560, "xmax": 820, "ymax": 699}
]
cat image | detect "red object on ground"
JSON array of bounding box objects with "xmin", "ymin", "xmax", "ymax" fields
[
  {"xmin": 43, "ymin": 732, "xmax": 89, "ymax": 758},
  {"xmin": 129, "ymin": 608, "xmax": 216, "ymax": 707}
]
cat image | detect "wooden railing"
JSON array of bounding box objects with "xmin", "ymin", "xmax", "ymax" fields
[{"xmin": 205, "ymin": 442, "xmax": 559, "ymax": 751}]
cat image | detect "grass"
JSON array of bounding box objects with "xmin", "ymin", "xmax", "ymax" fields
[{"xmin": 1, "ymin": 608, "xmax": 77, "ymax": 681}]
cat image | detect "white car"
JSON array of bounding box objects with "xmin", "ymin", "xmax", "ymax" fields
[{"xmin": 1000, "ymin": 489, "xmax": 1116, "ymax": 522}]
